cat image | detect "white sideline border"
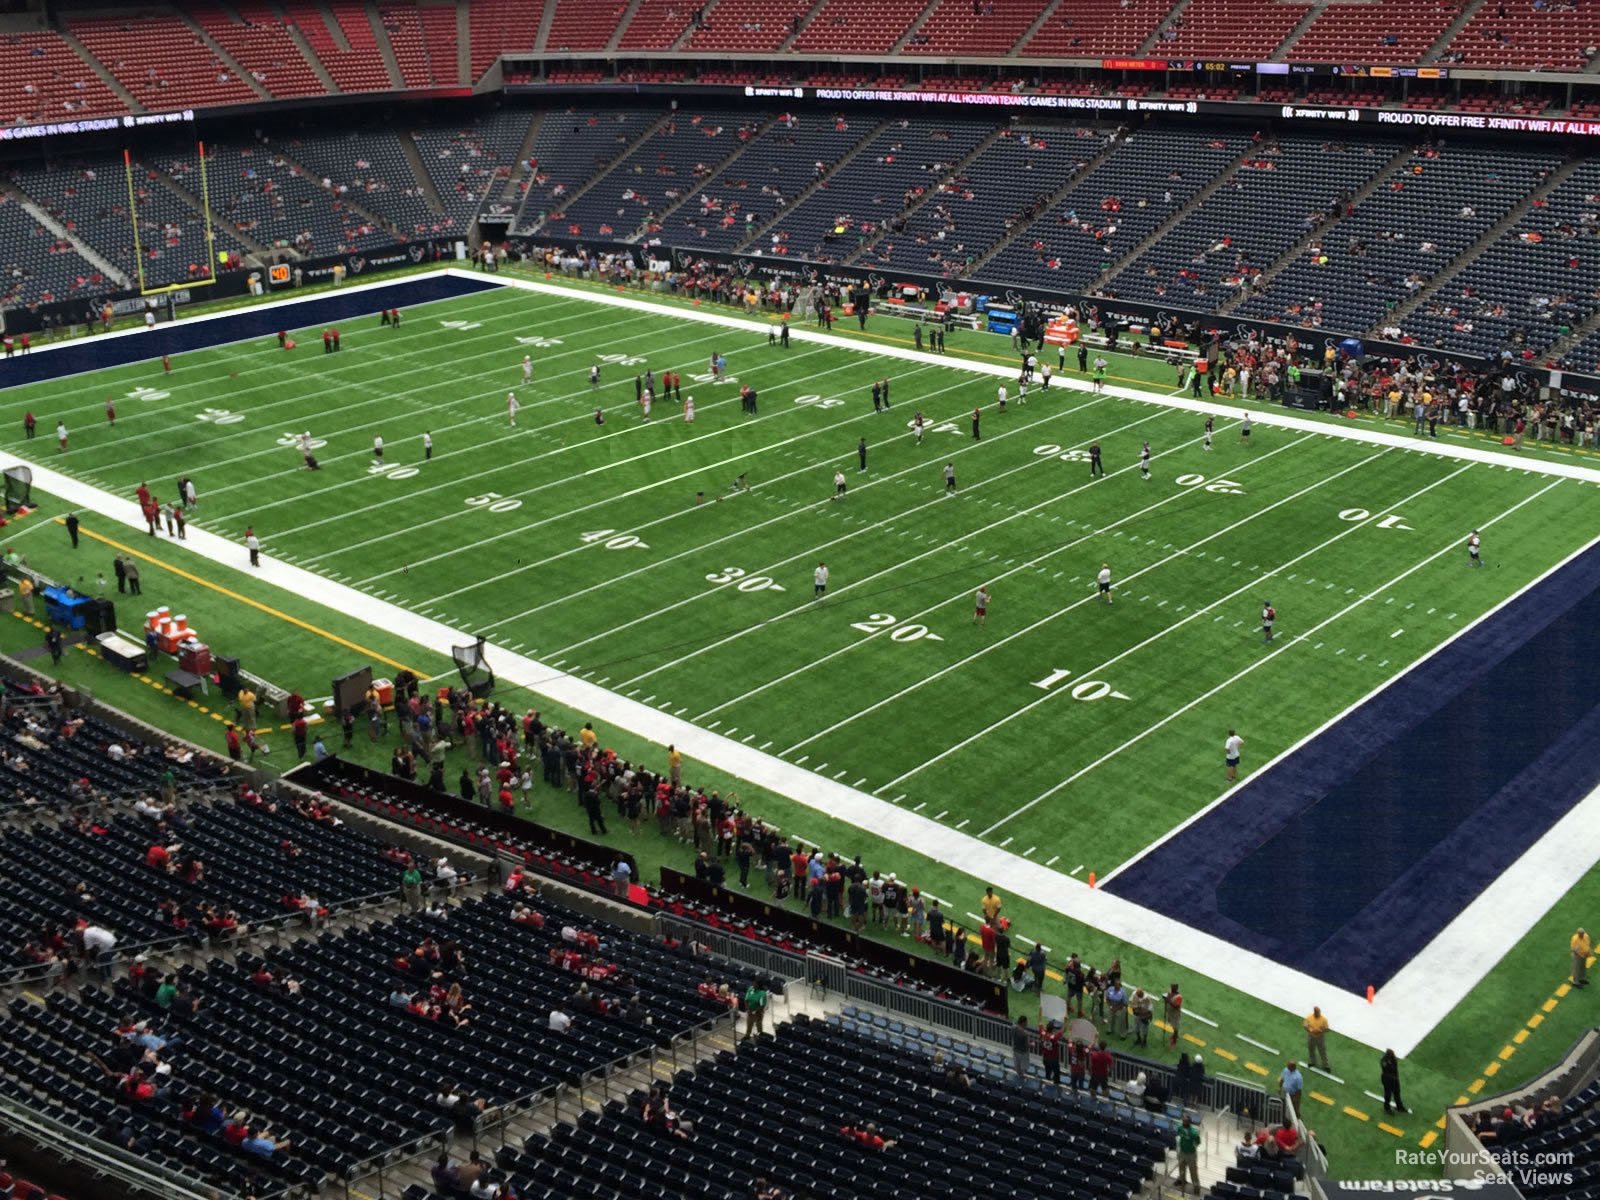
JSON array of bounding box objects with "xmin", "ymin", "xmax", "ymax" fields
[{"xmin": 3, "ymin": 265, "xmax": 1597, "ymax": 1054}]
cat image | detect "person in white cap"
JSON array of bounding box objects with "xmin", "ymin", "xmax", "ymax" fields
[{"xmin": 436, "ymin": 857, "xmax": 458, "ymax": 887}]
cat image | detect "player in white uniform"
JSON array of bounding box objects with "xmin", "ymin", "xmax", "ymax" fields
[
  {"xmin": 422, "ymin": 431, "xmax": 433, "ymax": 460},
  {"xmin": 833, "ymin": 470, "xmax": 847, "ymax": 500},
  {"xmin": 506, "ymin": 391, "xmax": 519, "ymax": 426},
  {"xmin": 522, "ymin": 355, "xmax": 533, "ymax": 383},
  {"xmin": 1139, "ymin": 441, "xmax": 1151, "ymax": 480},
  {"xmin": 1261, "ymin": 601, "xmax": 1275, "ymax": 643},
  {"xmin": 373, "ymin": 435, "xmax": 384, "ymax": 462},
  {"xmin": 814, "ymin": 562, "xmax": 829, "ymax": 597},
  {"xmin": 1225, "ymin": 730, "xmax": 1244, "ymax": 781},
  {"xmin": 589, "ymin": 364, "xmax": 600, "ymax": 389},
  {"xmin": 973, "ymin": 585, "xmax": 990, "ymax": 627},
  {"xmin": 997, "ymin": 384, "xmax": 1007, "ymax": 412},
  {"xmin": 1018, "ymin": 380, "xmax": 1028, "ymax": 406},
  {"xmin": 1468, "ymin": 530, "xmax": 1482, "ymax": 567},
  {"xmin": 641, "ymin": 387, "xmax": 652, "ymax": 421},
  {"xmin": 684, "ymin": 394, "xmax": 696, "ymax": 423},
  {"xmin": 1097, "ymin": 562, "xmax": 1113, "ymax": 604}
]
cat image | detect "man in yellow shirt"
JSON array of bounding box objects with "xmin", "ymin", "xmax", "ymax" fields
[
  {"xmin": 668, "ymin": 744, "xmax": 682, "ymax": 786},
  {"xmin": 1572, "ymin": 928, "xmax": 1591, "ymax": 988},
  {"xmin": 237, "ymin": 686, "xmax": 257, "ymax": 731},
  {"xmin": 1303, "ymin": 1006, "xmax": 1331, "ymax": 1070},
  {"xmin": 980, "ymin": 887, "xmax": 1003, "ymax": 925},
  {"xmin": 579, "ymin": 722, "xmax": 598, "ymax": 752},
  {"xmin": 16, "ymin": 574, "xmax": 32, "ymax": 617}
]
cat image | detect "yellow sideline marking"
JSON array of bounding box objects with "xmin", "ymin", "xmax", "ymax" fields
[
  {"xmin": 1343, "ymin": 1106, "xmax": 1369, "ymax": 1122},
  {"xmin": 61, "ymin": 519, "xmax": 426, "ymax": 674},
  {"xmin": 1419, "ymin": 1131, "xmax": 1438, "ymax": 1149},
  {"xmin": 1308, "ymin": 1091, "xmax": 1334, "ymax": 1107},
  {"xmin": 1377, "ymin": 1122, "xmax": 1405, "ymax": 1138}
]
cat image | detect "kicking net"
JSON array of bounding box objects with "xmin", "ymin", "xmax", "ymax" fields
[
  {"xmin": 4, "ymin": 465, "xmax": 32, "ymax": 513},
  {"xmin": 453, "ymin": 636, "xmax": 495, "ymax": 698}
]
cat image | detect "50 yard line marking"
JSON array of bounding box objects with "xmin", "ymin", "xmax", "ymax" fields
[
  {"xmin": 441, "ymin": 390, "xmax": 1116, "ymax": 620},
  {"xmin": 512, "ymin": 397, "xmax": 1155, "ymax": 649},
  {"xmin": 315, "ymin": 345, "xmax": 909, "ymax": 571},
  {"xmin": 982, "ymin": 475, "xmax": 1565, "ymax": 837},
  {"xmin": 205, "ymin": 314, "xmax": 815, "ymax": 517},
  {"xmin": 585, "ymin": 406, "xmax": 1190, "ymax": 675},
  {"xmin": 698, "ymin": 421, "xmax": 1293, "ymax": 723},
  {"xmin": 415, "ymin": 363, "xmax": 1066, "ymax": 608}
]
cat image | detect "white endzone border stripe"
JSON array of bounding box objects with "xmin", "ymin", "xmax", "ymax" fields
[
  {"xmin": 3, "ymin": 269, "xmax": 1592, "ymax": 1054},
  {"xmin": 455, "ymin": 269, "xmax": 1600, "ymax": 486}
]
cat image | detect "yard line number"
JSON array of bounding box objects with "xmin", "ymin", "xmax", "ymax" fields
[
  {"xmin": 582, "ymin": 528, "xmax": 650, "ymax": 550},
  {"xmin": 705, "ymin": 566, "xmax": 783, "ymax": 592},
  {"xmin": 466, "ymin": 491, "xmax": 523, "ymax": 514},
  {"xmin": 1338, "ymin": 507, "xmax": 1413, "ymax": 530},
  {"xmin": 1030, "ymin": 667, "xmax": 1131, "ymax": 702},
  {"xmin": 370, "ymin": 461, "xmax": 419, "ymax": 481},
  {"xmin": 849, "ymin": 612, "xmax": 944, "ymax": 643}
]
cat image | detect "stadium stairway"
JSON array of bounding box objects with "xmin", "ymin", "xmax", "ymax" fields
[
  {"xmin": 961, "ymin": 128, "xmax": 1131, "ymax": 282},
  {"xmin": 398, "ymin": 131, "xmax": 450, "ymax": 217},
  {"xmin": 1423, "ymin": 0, "xmax": 1494, "ymax": 63},
  {"xmin": 365, "ymin": 0, "xmax": 407, "ymax": 90},
  {"xmin": 1266, "ymin": 0, "xmax": 1336, "ymax": 60},
  {"xmin": 630, "ymin": 113, "xmax": 785, "ymax": 241},
  {"xmin": 842, "ymin": 123, "xmax": 1009, "ymax": 267},
  {"xmin": 729, "ymin": 118, "xmax": 892, "ymax": 254},
  {"xmin": 496, "ymin": 112, "xmax": 546, "ymax": 205},
  {"xmin": 178, "ymin": 8, "xmax": 274, "ymax": 105},
  {"xmin": 773, "ymin": 0, "xmax": 831, "ymax": 52},
  {"xmin": 605, "ymin": 0, "xmax": 648, "ymax": 51},
  {"xmin": 1082, "ymin": 139, "xmax": 1258, "ymax": 296},
  {"xmin": 1134, "ymin": 0, "xmax": 1191, "ymax": 54},
  {"xmin": 1214, "ymin": 141, "xmax": 1415, "ymax": 317},
  {"xmin": 53, "ymin": 23, "xmax": 143, "ymax": 114},
  {"xmin": 1368, "ymin": 153, "xmax": 1586, "ymax": 339},
  {"xmin": 155, "ymin": 167, "xmax": 273, "ymax": 260},
  {"xmin": 282, "ymin": 12, "xmax": 341, "ymax": 93},
  {"xmin": 6, "ymin": 187, "xmax": 131, "ymax": 291},
  {"xmin": 1014, "ymin": 0, "xmax": 1069, "ymax": 55},
  {"xmin": 885, "ymin": 0, "xmax": 943, "ymax": 55},
  {"xmin": 523, "ymin": 111, "xmax": 673, "ymax": 234}
]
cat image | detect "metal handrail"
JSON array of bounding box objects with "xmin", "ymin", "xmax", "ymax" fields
[{"xmin": 0, "ymin": 1087, "xmax": 235, "ymax": 1200}]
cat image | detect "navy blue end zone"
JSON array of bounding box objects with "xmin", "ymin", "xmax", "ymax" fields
[
  {"xmin": 0, "ymin": 273, "xmax": 503, "ymax": 389},
  {"xmin": 1106, "ymin": 539, "xmax": 1600, "ymax": 994}
]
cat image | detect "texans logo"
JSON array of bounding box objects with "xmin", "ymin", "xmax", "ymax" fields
[
  {"xmin": 346, "ymin": 256, "xmax": 366, "ymax": 275},
  {"xmin": 867, "ymin": 273, "xmax": 885, "ymax": 292}
]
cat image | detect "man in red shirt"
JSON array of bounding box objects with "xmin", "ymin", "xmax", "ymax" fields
[
  {"xmin": 1089, "ymin": 1040, "xmax": 1114, "ymax": 1096},
  {"xmin": 1039, "ymin": 1021, "xmax": 1063, "ymax": 1088},
  {"xmin": 979, "ymin": 920, "xmax": 997, "ymax": 972},
  {"xmin": 225, "ymin": 723, "xmax": 241, "ymax": 761}
]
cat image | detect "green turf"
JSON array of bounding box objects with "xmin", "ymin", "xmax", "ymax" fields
[
  {"xmin": 4, "ymin": 277, "xmax": 1600, "ymax": 1180},
  {"xmin": 8, "ymin": 282, "xmax": 1595, "ymax": 871}
]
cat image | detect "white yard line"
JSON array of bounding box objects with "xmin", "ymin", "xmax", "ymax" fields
[
  {"xmin": 433, "ymin": 389, "xmax": 1112, "ymax": 617},
  {"xmin": 389, "ymin": 359, "xmax": 985, "ymax": 597},
  {"xmin": 982, "ymin": 478, "xmax": 1566, "ymax": 838},
  {"xmin": 771, "ymin": 432, "xmax": 1338, "ymax": 748},
  {"xmin": 471, "ymin": 269, "xmax": 1600, "ymax": 486},
  {"xmin": 875, "ymin": 446, "xmax": 1409, "ymax": 787},
  {"xmin": 3, "ymin": 268, "xmax": 1592, "ymax": 1056},
  {"xmin": 201, "ymin": 313, "xmax": 783, "ymax": 513},
  {"xmin": 568, "ymin": 405, "xmax": 1177, "ymax": 668},
  {"xmin": 308, "ymin": 347, "xmax": 887, "ymax": 568}
]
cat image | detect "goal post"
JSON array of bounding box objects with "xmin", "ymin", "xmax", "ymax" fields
[{"xmin": 121, "ymin": 141, "xmax": 221, "ymax": 298}]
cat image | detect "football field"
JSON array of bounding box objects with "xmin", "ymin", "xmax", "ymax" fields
[{"xmin": 8, "ymin": 274, "xmax": 1600, "ymax": 884}]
